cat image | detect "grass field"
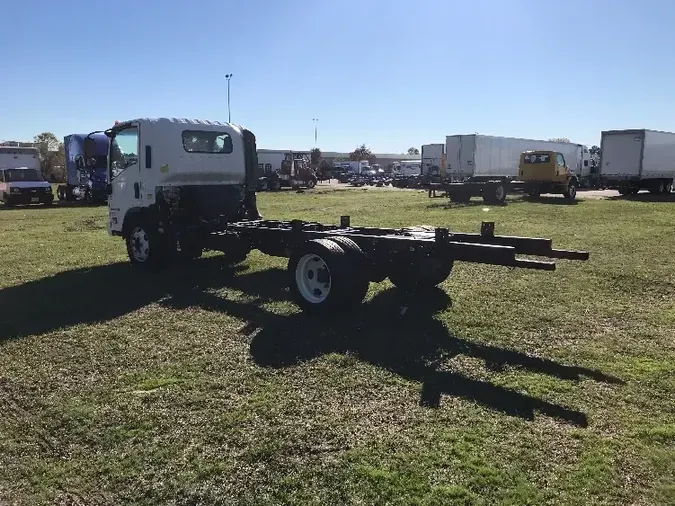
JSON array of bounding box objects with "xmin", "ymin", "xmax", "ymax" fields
[{"xmin": 1, "ymin": 188, "xmax": 674, "ymax": 505}]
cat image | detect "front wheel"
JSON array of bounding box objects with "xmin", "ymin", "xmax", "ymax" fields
[
  {"xmin": 563, "ymin": 180, "xmax": 577, "ymax": 201},
  {"xmin": 125, "ymin": 222, "xmax": 165, "ymax": 267},
  {"xmin": 306, "ymin": 178, "xmax": 317, "ymax": 189}
]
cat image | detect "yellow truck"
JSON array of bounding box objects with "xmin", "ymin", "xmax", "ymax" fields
[{"xmin": 444, "ymin": 150, "xmax": 579, "ymax": 204}]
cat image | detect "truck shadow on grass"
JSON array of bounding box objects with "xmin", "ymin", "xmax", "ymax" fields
[
  {"xmin": 162, "ymin": 280, "xmax": 624, "ymax": 427},
  {"xmin": 0, "ymin": 257, "xmax": 286, "ymax": 341},
  {"xmin": 0, "ymin": 257, "xmax": 623, "ymax": 426}
]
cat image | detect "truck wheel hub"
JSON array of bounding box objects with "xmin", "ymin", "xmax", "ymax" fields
[
  {"xmin": 296, "ymin": 254, "xmax": 331, "ymax": 303},
  {"xmin": 130, "ymin": 227, "xmax": 150, "ymax": 262}
]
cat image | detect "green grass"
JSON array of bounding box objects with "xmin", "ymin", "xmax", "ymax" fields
[{"xmin": 1, "ymin": 188, "xmax": 674, "ymax": 505}]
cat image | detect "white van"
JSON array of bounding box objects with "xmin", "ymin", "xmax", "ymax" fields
[{"xmin": 0, "ymin": 167, "xmax": 54, "ymax": 207}]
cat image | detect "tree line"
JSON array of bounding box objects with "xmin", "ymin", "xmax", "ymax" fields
[{"xmin": 32, "ymin": 132, "xmax": 66, "ymax": 182}]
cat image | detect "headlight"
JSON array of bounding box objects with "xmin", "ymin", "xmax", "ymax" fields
[
  {"xmin": 46, "ymin": 186, "xmax": 53, "ymax": 192},
  {"xmin": 10, "ymin": 187, "xmax": 20, "ymax": 194}
]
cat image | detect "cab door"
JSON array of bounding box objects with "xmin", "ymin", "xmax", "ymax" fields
[
  {"xmin": 555, "ymin": 153, "xmax": 567, "ymax": 182},
  {"xmin": 108, "ymin": 123, "xmax": 141, "ymax": 233}
]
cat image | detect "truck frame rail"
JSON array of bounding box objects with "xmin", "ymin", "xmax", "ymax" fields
[{"xmin": 172, "ymin": 216, "xmax": 591, "ymax": 314}]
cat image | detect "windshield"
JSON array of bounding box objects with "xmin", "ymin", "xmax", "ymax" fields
[
  {"xmin": 110, "ymin": 126, "xmax": 139, "ymax": 179},
  {"xmin": 3, "ymin": 168, "xmax": 44, "ymax": 182}
]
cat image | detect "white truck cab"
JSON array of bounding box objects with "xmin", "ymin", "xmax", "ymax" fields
[
  {"xmin": 0, "ymin": 145, "xmax": 53, "ymax": 207},
  {"xmin": 84, "ymin": 117, "xmax": 260, "ymax": 264}
]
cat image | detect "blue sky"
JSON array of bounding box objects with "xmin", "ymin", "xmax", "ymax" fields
[{"xmin": 1, "ymin": 0, "xmax": 674, "ymax": 153}]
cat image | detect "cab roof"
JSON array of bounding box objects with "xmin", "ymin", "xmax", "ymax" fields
[{"xmin": 117, "ymin": 117, "xmax": 240, "ymax": 130}]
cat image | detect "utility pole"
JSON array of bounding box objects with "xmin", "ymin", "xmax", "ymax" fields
[
  {"xmin": 225, "ymin": 74, "xmax": 233, "ymax": 123},
  {"xmin": 312, "ymin": 118, "xmax": 319, "ymax": 146}
]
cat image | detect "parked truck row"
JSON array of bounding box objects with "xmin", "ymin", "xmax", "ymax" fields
[
  {"xmin": 420, "ymin": 130, "xmax": 675, "ymax": 203},
  {"xmin": 3, "ymin": 127, "xmax": 674, "ymax": 209}
]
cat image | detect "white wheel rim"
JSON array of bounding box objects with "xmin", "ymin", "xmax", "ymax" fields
[
  {"xmin": 130, "ymin": 227, "xmax": 150, "ymax": 262},
  {"xmin": 495, "ymin": 186, "xmax": 505, "ymax": 200},
  {"xmin": 295, "ymin": 253, "xmax": 331, "ymax": 303}
]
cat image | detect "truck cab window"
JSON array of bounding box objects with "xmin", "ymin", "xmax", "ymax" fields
[
  {"xmin": 557, "ymin": 154, "xmax": 565, "ymax": 167},
  {"xmin": 110, "ymin": 127, "xmax": 139, "ymax": 179}
]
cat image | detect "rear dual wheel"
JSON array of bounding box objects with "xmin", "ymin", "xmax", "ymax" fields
[{"xmin": 289, "ymin": 237, "xmax": 369, "ymax": 314}]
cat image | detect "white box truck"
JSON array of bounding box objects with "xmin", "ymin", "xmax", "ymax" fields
[
  {"xmin": 599, "ymin": 129, "xmax": 675, "ymax": 195},
  {"xmin": 445, "ymin": 134, "xmax": 592, "ymax": 183}
]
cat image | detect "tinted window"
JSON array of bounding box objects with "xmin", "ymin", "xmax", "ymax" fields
[{"xmin": 182, "ymin": 130, "xmax": 233, "ymax": 154}]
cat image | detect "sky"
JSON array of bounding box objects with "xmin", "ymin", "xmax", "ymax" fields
[{"xmin": 2, "ymin": 0, "xmax": 674, "ymax": 153}]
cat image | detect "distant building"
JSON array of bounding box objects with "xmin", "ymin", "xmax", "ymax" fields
[{"xmin": 0, "ymin": 140, "xmax": 38, "ymax": 147}]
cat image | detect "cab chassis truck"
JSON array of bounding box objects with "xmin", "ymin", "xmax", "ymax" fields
[{"xmin": 84, "ymin": 118, "xmax": 589, "ymax": 314}]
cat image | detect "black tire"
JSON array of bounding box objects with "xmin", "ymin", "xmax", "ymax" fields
[
  {"xmin": 306, "ymin": 178, "xmax": 317, "ymax": 189},
  {"xmin": 484, "ymin": 183, "xmax": 507, "ymax": 204},
  {"xmin": 388, "ymin": 256, "xmax": 454, "ymax": 293},
  {"xmin": 269, "ymin": 180, "xmax": 281, "ymax": 191},
  {"xmin": 288, "ymin": 238, "xmax": 356, "ymax": 314},
  {"xmin": 326, "ymin": 236, "xmax": 369, "ymax": 303},
  {"xmin": 650, "ymin": 180, "xmax": 665, "ymax": 195},
  {"xmin": 125, "ymin": 219, "xmax": 166, "ymax": 267},
  {"xmin": 564, "ymin": 180, "xmax": 578, "ymax": 201},
  {"xmin": 665, "ymin": 181, "xmax": 673, "ymax": 194},
  {"xmin": 618, "ymin": 187, "xmax": 630, "ymax": 196}
]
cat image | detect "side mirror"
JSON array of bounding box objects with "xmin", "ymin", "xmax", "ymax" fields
[
  {"xmin": 75, "ymin": 157, "xmax": 84, "ymax": 170},
  {"xmin": 84, "ymin": 136, "xmax": 96, "ymax": 160}
]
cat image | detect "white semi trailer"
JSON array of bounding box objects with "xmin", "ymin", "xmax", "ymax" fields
[
  {"xmin": 599, "ymin": 129, "xmax": 675, "ymax": 195},
  {"xmin": 445, "ymin": 134, "xmax": 592, "ymax": 183}
]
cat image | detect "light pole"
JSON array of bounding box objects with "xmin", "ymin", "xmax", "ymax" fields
[
  {"xmin": 312, "ymin": 118, "xmax": 318, "ymax": 146},
  {"xmin": 225, "ymin": 74, "xmax": 233, "ymax": 123}
]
